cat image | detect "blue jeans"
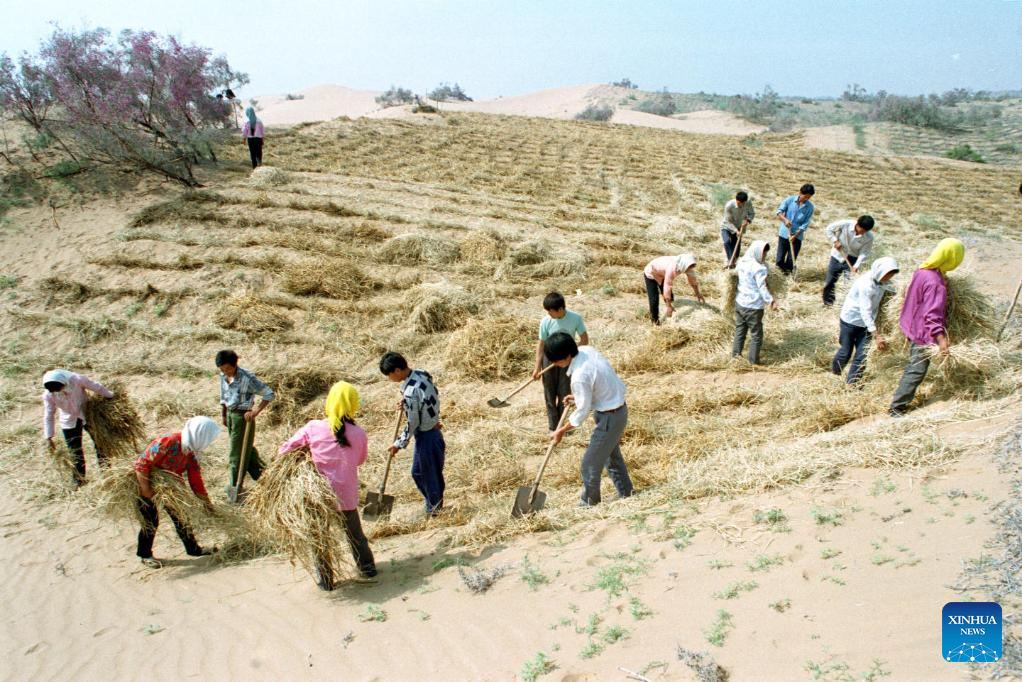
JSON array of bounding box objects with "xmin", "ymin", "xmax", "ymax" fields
[
  {"xmin": 776, "ymin": 236, "xmax": 802, "ymax": 274},
  {"xmin": 412, "ymin": 428, "xmax": 445, "ymax": 513},
  {"xmin": 721, "ymin": 229, "xmax": 741, "ymax": 266},
  {"xmin": 822, "ymin": 256, "xmax": 851, "ymax": 306},
  {"xmin": 832, "ymin": 320, "xmax": 870, "ymax": 384}
]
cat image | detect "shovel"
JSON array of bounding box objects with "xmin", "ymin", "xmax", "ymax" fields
[
  {"xmin": 227, "ymin": 417, "xmax": 252, "ymax": 504},
  {"xmin": 789, "ymin": 235, "xmax": 801, "ymax": 279},
  {"xmin": 487, "ymin": 363, "xmax": 556, "ymax": 408},
  {"xmin": 363, "ymin": 410, "xmax": 404, "ymax": 518},
  {"xmin": 725, "ymin": 224, "xmax": 746, "ymax": 269},
  {"xmin": 511, "ymin": 406, "xmax": 571, "ymax": 518}
]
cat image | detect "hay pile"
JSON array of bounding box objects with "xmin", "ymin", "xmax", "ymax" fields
[
  {"xmin": 259, "ymin": 366, "xmax": 337, "ymax": 426},
  {"xmin": 445, "ymin": 315, "xmax": 535, "ymax": 380},
  {"xmin": 717, "ymin": 267, "xmax": 787, "ymax": 318},
  {"xmin": 249, "ymin": 166, "xmax": 291, "ymax": 187},
  {"xmin": 617, "ymin": 327, "xmax": 693, "ymax": 373},
  {"xmin": 377, "ymin": 233, "xmax": 461, "ymax": 265},
  {"xmin": 460, "ymin": 229, "xmax": 508, "ymax": 263},
  {"xmin": 411, "ymin": 282, "xmax": 481, "ymax": 334},
  {"xmin": 39, "ymin": 277, "xmax": 91, "ymax": 303},
  {"xmin": 280, "ymin": 259, "xmax": 380, "ymax": 299},
  {"xmin": 921, "ymin": 341, "xmax": 1008, "ymax": 398},
  {"xmin": 214, "ymin": 291, "xmax": 293, "ymax": 333},
  {"xmin": 946, "ymin": 275, "xmax": 998, "ymax": 341},
  {"xmin": 84, "ymin": 381, "xmax": 148, "ymax": 460},
  {"xmin": 507, "ymin": 240, "xmax": 549, "ymax": 266},
  {"xmin": 246, "ymin": 448, "xmax": 353, "ymax": 579}
]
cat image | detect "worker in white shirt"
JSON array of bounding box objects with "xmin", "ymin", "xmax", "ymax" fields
[
  {"xmin": 546, "ymin": 332, "xmax": 633, "ymax": 506},
  {"xmin": 822, "ymin": 215, "xmax": 876, "ymax": 306},
  {"xmin": 832, "ymin": 257, "xmax": 900, "ymax": 384}
]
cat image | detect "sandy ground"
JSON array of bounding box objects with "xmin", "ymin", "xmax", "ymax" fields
[
  {"xmin": 254, "ymin": 83, "xmax": 766, "ymax": 136},
  {"xmin": 2, "ymin": 407, "xmax": 1017, "ymax": 681}
]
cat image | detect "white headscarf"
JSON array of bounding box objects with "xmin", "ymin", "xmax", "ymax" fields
[
  {"xmin": 870, "ymin": 256, "xmax": 899, "ymax": 285},
  {"xmin": 675, "ymin": 254, "xmax": 696, "ymax": 273},
  {"xmin": 744, "ymin": 240, "xmax": 769, "ymax": 265},
  {"xmin": 181, "ymin": 416, "xmax": 221, "ymax": 458},
  {"xmin": 42, "ymin": 369, "xmax": 73, "ymax": 388}
]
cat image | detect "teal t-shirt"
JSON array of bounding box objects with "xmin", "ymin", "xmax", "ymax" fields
[{"xmin": 539, "ymin": 310, "xmax": 587, "ymax": 341}]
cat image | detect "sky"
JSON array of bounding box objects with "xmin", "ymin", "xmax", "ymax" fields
[{"xmin": 2, "ymin": 0, "xmax": 1020, "ymax": 100}]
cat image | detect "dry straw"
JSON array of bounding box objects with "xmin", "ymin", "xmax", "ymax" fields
[
  {"xmin": 281, "ymin": 259, "xmax": 380, "ymax": 299},
  {"xmin": 460, "ymin": 230, "xmax": 508, "ymax": 263},
  {"xmin": 214, "ymin": 291, "xmax": 293, "ymax": 334},
  {"xmin": 717, "ymin": 267, "xmax": 786, "ymax": 318},
  {"xmin": 91, "ymin": 465, "xmax": 211, "ymax": 530},
  {"xmin": 249, "ymin": 166, "xmax": 291, "ymax": 187},
  {"xmin": 246, "ymin": 448, "xmax": 354, "ymax": 580},
  {"xmin": 259, "ymin": 366, "xmax": 338, "ymax": 427},
  {"xmin": 445, "ymin": 315, "xmax": 535, "ymax": 380},
  {"xmin": 411, "ymin": 282, "xmax": 481, "ymax": 334},
  {"xmin": 83, "ymin": 381, "xmax": 148, "ymax": 460},
  {"xmin": 377, "ymin": 233, "xmax": 461, "ymax": 265}
]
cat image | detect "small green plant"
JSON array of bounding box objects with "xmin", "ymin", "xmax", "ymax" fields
[
  {"xmin": 945, "ymin": 144, "xmax": 985, "ymax": 163},
  {"xmin": 672, "ymin": 524, "xmax": 697, "ymax": 550},
  {"xmin": 707, "ymin": 559, "xmax": 733, "ymax": 570},
  {"xmin": 628, "ymin": 597, "xmax": 653, "ymax": 620},
  {"xmin": 994, "ymin": 142, "xmax": 1020, "ymax": 154},
  {"xmin": 753, "ymin": 507, "xmax": 790, "ymax": 532},
  {"xmin": 153, "ymin": 302, "xmax": 169, "ymax": 317},
  {"xmin": 820, "ymin": 548, "xmax": 842, "ymax": 560},
  {"xmin": 746, "ymin": 554, "xmax": 785, "ymax": 572},
  {"xmin": 853, "ymin": 123, "xmax": 866, "ymax": 149},
  {"xmin": 821, "ymin": 574, "xmax": 846, "ymax": 586},
  {"xmin": 601, "ymin": 283, "xmax": 618, "ymax": 297},
  {"xmin": 432, "ymin": 555, "xmax": 468, "ymax": 571},
  {"xmin": 811, "ymin": 506, "xmax": 845, "ymax": 527},
  {"xmin": 0, "ymin": 274, "xmax": 17, "ymax": 289},
  {"xmin": 575, "ymin": 104, "xmax": 614, "ymax": 122},
  {"xmin": 601, "ymin": 624, "xmax": 630, "ymax": 644},
  {"xmin": 358, "ymin": 605, "xmax": 387, "ymax": 622},
  {"xmin": 589, "ymin": 553, "xmax": 648, "ymax": 597},
  {"xmin": 713, "ymin": 580, "xmax": 758, "ymax": 600},
  {"xmin": 706, "ymin": 181, "xmax": 738, "ymax": 208},
  {"xmin": 520, "ymin": 556, "xmax": 550, "ymax": 591},
  {"xmin": 580, "ymin": 640, "xmax": 604, "ymax": 659},
  {"xmin": 521, "ymin": 651, "xmax": 556, "ymax": 682},
  {"xmin": 704, "ymin": 609, "xmax": 734, "ymax": 647},
  {"xmin": 142, "ymin": 623, "xmax": 164, "ymax": 635},
  {"xmin": 871, "ymin": 553, "xmax": 895, "ymax": 566},
  {"xmin": 769, "ymin": 598, "xmax": 792, "ymax": 613},
  {"xmin": 870, "ymin": 477, "xmax": 897, "ymax": 496}
]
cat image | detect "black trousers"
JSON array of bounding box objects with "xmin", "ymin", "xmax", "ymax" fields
[
  {"xmin": 721, "ymin": 229, "xmax": 741, "ymax": 266},
  {"xmin": 822, "ymin": 256, "xmax": 851, "ymax": 306},
  {"xmin": 775, "ymin": 236, "xmax": 802, "ymax": 274},
  {"xmin": 315, "ymin": 510, "xmax": 376, "ymax": 587},
  {"xmin": 644, "ymin": 275, "xmax": 672, "ymax": 325},
  {"xmin": 247, "ymin": 136, "xmax": 263, "ymax": 168},
  {"xmin": 542, "ymin": 359, "xmax": 571, "ymax": 431},
  {"xmin": 136, "ymin": 496, "xmax": 202, "ymax": 559},
  {"xmin": 62, "ymin": 419, "xmax": 104, "ymax": 485}
]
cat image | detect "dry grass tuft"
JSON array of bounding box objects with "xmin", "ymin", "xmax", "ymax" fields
[
  {"xmin": 946, "ymin": 275, "xmax": 998, "ymax": 341},
  {"xmin": 249, "ymin": 166, "xmax": 291, "ymax": 187},
  {"xmin": 618, "ymin": 327, "xmax": 693, "ymax": 373},
  {"xmin": 91, "ymin": 465, "xmax": 210, "ymax": 530},
  {"xmin": 411, "ymin": 282, "xmax": 481, "ymax": 334},
  {"xmin": 446, "ymin": 315, "xmax": 535, "ymax": 380},
  {"xmin": 84, "ymin": 381, "xmax": 148, "ymax": 460},
  {"xmin": 460, "ymin": 229, "xmax": 509, "ymax": 263},
  {"xmin": 246, "ymin": 448, "xmax": 355, "ymax": 580},
  {"xmin": 508, "ymin": 240, "xmax": 549, "ymax": 266},
  {"xmin": 921, "ymin": 342, "xmax": 1007, "ymax": 398},
  {"xmin": 377, "ymin": 233, "xmax": 461, "ymax": 265},
  {"xmin": 214, "ymin": 291, "xmax": 293, "ymax": 333},
  {"xmin": 280, "ymin": 259, "xmax": 380, "ymax": 299},
  {"xmin": 259, "ymin": 366, "xmax": 338, "ymax": 427},
  {"xmin": 39, "ymin": 277, "xmax": 92, "ymax": 303}
]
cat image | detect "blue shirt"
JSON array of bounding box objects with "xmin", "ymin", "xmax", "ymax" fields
[
  {"xmin": 538, "ymin": 310, "xmax": 587, "ymax": 341},
  {"xmin": 776, "ymin": 195, "xmax": 814, "ymax": 240},
  {"xmin": 219, "ymin": 367, "xmax": 275, "ymax": 410}
]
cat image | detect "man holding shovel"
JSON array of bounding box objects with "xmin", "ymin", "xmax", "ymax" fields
[
  {"xmin": 822, "ymin": 215, "xmax": 875, "ymax": 306},
  {"xmin": 533, "ymin": 292, "xmax": 589, "ymax": 435},
  {"xmin": 216, "ymin": 350, "xmax": 274, "ymax": 496},
  {"xmin": 720, "ymin": 191, "xmax": 755, "ymax": 267},
  {"xmin": 546, "ymin": 332, "xmax": 633, "ymax": 507},
  {"xmin": 380, "ymin": 352, "xmax": 445, "ymax": 516},
  {"xmin": 775, "ymin": 183, "xmax": 815, "ymax": 276}
]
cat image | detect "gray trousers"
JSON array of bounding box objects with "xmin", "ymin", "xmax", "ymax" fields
[
  {"xmin": 732, "ymin": 305, "xmax": 765, "ymax": 364},
  {"xmin": 580, "ymin": 404, "xmax": 633, "ymax": 506},
  {"xmin": 890, "ymin": 342, "xmax": 931, "ymax": 412},
  {"xmin": 542, "ymin": 358, "xmax": 571, "ymax": 432}
]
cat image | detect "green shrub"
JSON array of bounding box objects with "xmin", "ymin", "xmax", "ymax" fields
[
  {"xmin": 944, "ymin": 144, "xmax": 985, "ymax": 163},
  {"xmin": 575, "ymin": 105, "xmax": 614, "ymax": 122}
]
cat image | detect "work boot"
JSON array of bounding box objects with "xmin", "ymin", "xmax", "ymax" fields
[{"xmin": 140, "ymin": 557, "xmax": 163, "ymax": 569}]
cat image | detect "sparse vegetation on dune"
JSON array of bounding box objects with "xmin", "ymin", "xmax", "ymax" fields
[{"xmin": 0, "ymin": 108, "xmax": 1019, "ymax": 561}]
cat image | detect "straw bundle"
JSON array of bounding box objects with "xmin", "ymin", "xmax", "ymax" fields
[
  {"xmin": 249, "ymin": 166, "xmax": 291, "ymax": 187},
  {"xmin": 508, "ymin": 240, "xmax": 549, "ymax": 266},
  {"xmin": 377, "ymin": 233, "xmax": 461, "ymax": 265},
  {"xmin": 46, "ymin": 440, "xmax": 79, "ymax": 482},
  {"xmin": 445, "ymin": 315, "xmax": 535, "ymax": 380},
  {"xmin": 91, "ymin": 465, "xmax": 211, "ymax": 530},
  {"xmin": 84, "ymin": 381, "xmax": 148, "ymax": 460},
  {"xmin": 717, "ymin": 267, "xmax": 787, "ymax": 318},
  {"xmin": 460, "ymin": 230, "xmax": 508, "ymax": 263},
  {"xmin": 246, "ymin": 448, "xmax": 353, "ymax": 579},
  {"xmin": 921, "ymin": 342, "xmax": 1005, "ymax": 398},
  {"xmin": 411, "ymin": 283, "xmax": 480, "ymax": 334},
  {"xmin": 281, "ymin": 259, "xmax": 379, "ymax": 299},
  {"xmin": 946, "ymin": 275, "xmax": 998, "ymax": 341},
  {"xmin": 214, "ymin": 291, "xmax": 293, "ymax": 333},
  {"xmin": 259, "ymin": 366, "xmax": 337, "ymax": 426}
]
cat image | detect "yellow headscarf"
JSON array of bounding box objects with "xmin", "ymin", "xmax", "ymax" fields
[
  {"xmin": 325, "ymin": 381, "xmax": 359, "ymax": 432},
  {"xmin": 919, "ymin": 238, "xmax": 965, "ymax": 273}
]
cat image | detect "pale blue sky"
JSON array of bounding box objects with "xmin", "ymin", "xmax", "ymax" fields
[{"xmin": 2, "ymin": 0, "xmax": 1020, "ymax": 99}]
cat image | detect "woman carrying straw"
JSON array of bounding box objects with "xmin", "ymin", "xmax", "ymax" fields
[
  {"xmin": 889, "ymin": 238, "xmax": 965, "ymax": 416},
  {"xmin": 242, "ymin": 106, "xmax": 264, "ymax": 168},
  {"xmin": 642, "ymin": 253, "xmax": 705, "ymax": 325},
  {"xmin": 41, "ymin": 369, "xmax": 114, "ymax": 487},
  {"xmin": 277, "ymin": 381, "xmax": 377, "ymax": 590},
  {"xmin": 134, "ymin": 416, "xmax": 221, "ymax": 569}
]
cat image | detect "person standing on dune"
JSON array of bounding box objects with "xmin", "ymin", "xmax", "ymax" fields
[{"xmin": 242, "ymin": 106, "xmax": 264, "ymax": 168}]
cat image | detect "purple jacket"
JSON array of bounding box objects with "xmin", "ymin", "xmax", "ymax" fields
[
  {"xmin": 899, "ymin": 268, "xmax": 947, "ymax": 345},
  {"xmin": 242, "ymin": 121, "xmax": 264, "ymax": 138}
]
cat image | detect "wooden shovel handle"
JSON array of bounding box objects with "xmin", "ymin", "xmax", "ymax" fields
[
  {"xmin": 501, "ymin": 363, "xmax": 556, "ymax": 403},
  {"xmin": 529, "ymin": 405, "xmax": 572, "ymax": 502},
  {"xmin": 997, "ymin": 276, "xmax": 1022, "ymax": 341},
  {"xmin": 235, "ymin": 417, "xmax": 252, "ymax": 488},
  {"xmin": 378, "ymin": 409, "xmax": 404, "ymax": 494},
  {"xmin": 726, "ymin": 226, "xmax": 745, "ymax": 269}
]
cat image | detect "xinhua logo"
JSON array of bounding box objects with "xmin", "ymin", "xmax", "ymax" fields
[{"xmin": 943, "ymin": 602, "xmax": 1002, "ymax": 662}]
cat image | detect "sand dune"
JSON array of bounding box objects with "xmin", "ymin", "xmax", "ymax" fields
[{"xmin": 254, "ymin": 83, "xmax": 765, "ymax": 136}]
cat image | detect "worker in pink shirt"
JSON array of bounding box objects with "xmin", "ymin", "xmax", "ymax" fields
[
  {"xmin": 278, "ymin": 381, "xmax": 376, "ymax": 590},
  {"xmin": 41, "ymin": 369, "xmax": 114, "ymax": 486},
  {"xmin": 642, "ymin": 254, "xmax": 705, "ymax": 324}
]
